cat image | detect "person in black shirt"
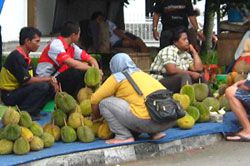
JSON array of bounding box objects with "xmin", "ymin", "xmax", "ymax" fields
[
  {"xmin": 152, "ymin": 0, "xmax": 203, "ymax": 49},
  {"xmin": 0, "ymin": 27, "xmax": 58, "ymax": 119}
]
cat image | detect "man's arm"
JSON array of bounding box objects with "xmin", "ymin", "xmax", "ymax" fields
[
  {"xmin": 189, "ymin": 16, "xmax": 204, "ymax": 40},
  {"xmin": 64, "ymin": 58, "xmax": 92, "ymax": 71},
  {"xmin": 86, "ymin": 56, "xmax": 99, "ymax": 69},
  {"xmin": 188, "ymin": 44, "xmax": 203, "ymax": 71},
  {"xmin": 113, "ymin": 28, "xmax": 130, "ymax": 40},
  {"xmin": 25, "ymin": 76, "xmax": 59, "ymax": 91},
  {"xmin": 152, "ymin": 12, "xmax": 160, "ymax": 40},
  {"xmin": 165, "ymin": 63, "xmax": 201, "ymax": 79}
]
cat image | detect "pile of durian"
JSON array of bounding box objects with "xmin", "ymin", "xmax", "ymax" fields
[
  {"xmin": 0, "ymin": 107, "xmax": 55, "ymax": 155},
  {"xmin": 46, "ymin": 67, "xmax": 113, "ymax": 144},
  {"xmin": 173, "ymin": 80, "xmax": 231, "ymax": 130},
  {"xmin": 0, "ymin": 68, "xmax": 113, "ymax": 155}
]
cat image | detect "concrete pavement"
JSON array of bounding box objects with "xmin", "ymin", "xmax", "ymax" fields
[{"xmin": 21, "ymin": 134, "xmax": 223, "ymax": 166}]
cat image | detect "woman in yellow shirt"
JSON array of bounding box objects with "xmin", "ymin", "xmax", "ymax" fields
[{"xmin": 91, "ymin": 53, "xmax": 176, "ymax": 144}]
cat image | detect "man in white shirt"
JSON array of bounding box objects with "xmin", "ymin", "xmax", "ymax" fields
[{"xmin": 91, "ymin": 11, "xmax": 149, "ymax": 53}]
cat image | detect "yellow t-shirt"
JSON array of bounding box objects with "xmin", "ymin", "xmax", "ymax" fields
[{"xmin": 91, "ymin": 71, "xmax": 165, "ymax": 119}]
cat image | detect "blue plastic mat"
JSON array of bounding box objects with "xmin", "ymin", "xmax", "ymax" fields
[{"xmin": 0, "ymin": 112, "xmax": 241, "ymax": 166}]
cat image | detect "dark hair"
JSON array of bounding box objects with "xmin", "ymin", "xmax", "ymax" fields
[
  {"xmin": 193, "ymin": 8, "xmax": 200, "ymax": 16},
  {"xmin": 91, "ymin": 11, "xmax": 105, "ymax": 20},
  {"xmin": 61, "ymin": 21, "xmax": 80, "ymax": 37},
  {"xmin": 171, "ymin": 26, "xmax": 188, "ymax": 43},
  {"xmin": 19, "ymin": 27, "xmax": 42, "ymax": 45}
]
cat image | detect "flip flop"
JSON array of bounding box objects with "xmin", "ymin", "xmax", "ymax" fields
[{"xmin": 226, "ymin": 134, "xmax": 250, "ymax": 142}]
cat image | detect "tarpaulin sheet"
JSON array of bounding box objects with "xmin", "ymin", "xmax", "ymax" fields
[{"xmin": 0, "ymin": 111, "xmax": 240, "ymax": 166}]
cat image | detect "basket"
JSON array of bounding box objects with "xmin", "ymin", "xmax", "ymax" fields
[{"xmin": 128, "ymin": 53, "xmax": 152, "ymax": 73}]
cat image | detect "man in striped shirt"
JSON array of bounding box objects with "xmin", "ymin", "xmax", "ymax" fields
[{"xmin": 150, "ymin": 26, "xmax": 203, "ymax": 93}]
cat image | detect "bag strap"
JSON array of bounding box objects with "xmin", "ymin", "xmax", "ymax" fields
[{"xmin": 122, "ymin": 71, "xmax": 144, "ymax": 97}]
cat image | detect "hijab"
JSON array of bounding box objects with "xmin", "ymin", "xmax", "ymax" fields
[{"xmin": 109, "ymin": 53, "xmax": 140, "ymax": 82}]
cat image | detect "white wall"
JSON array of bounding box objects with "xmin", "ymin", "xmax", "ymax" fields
[
  {"xmin": 0, "ymin": 0, "xmax": 27, "ymax": 42},
  {"xmin": 37, "ymin": 0, "xmax": 56, "ymax": 35},
  {"xmin": 124, "ymin": 1, "xmax": 145, "ymax": 23}
]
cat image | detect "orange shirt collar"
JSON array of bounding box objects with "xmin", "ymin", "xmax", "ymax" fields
[{"xmin": 16, "ymin": 46, "xmax": 31, "ymax": 65}]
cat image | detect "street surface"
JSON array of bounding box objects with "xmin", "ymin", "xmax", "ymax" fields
[{"xmin": 121, "ymin": 141, "xmax": 250, "ymax": 166}]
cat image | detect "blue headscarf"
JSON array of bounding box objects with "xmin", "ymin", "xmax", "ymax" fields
[{"xmin": 110, "ymin": 53, "xmax": 140, "ymax": 82}]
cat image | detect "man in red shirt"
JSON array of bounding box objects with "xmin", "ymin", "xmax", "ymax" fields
[{"xmin": 37, "ymin": 21, "xmax": 100, "ymax": 97}]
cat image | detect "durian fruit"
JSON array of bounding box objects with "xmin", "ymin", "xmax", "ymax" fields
[
  {"xmin": 186, "ymin": 106, "xmax": 200, "ymax": 122},
  {"xmin": 2, "ymin": 107, "xmax": 20, "ymax": 126},
  {"xmin": 97, "ymin": 121, "xmax": 113, "ymax": 140},
  {"xmin": 68, "ymin": 112, "xmax": 84, "ymax": 129},
  {"xmin": 19, "ymin": 111, "xmax": 33, "ymax": 128},
  {"xmin": 77, "ymin": 87, "xmax": 93, "ymax": 103},
  {"xmin": 0, "ymin": 128, "xmax": 4, "ymax": 139},
  {"xmin": 193, "ymin": 102, "xmax": 210, "ymax": 123},
  {"xmin": 218, "ymin": 84, "xmax": 228, "ymax": 96},
  {"xmin": 55, "ymin": 91, "xmax": 77, "ymax": 114},
  {"xmin": 180, "ymin": 82, "xmax": 195, "ymax": 104},
  {"xmin": 234, "ymin": 61, "xmax": 250, "ymax": 74},
  {"xmin": 227, "ymin": 71, "xmax": 238, "ymax": 86},
  {"xmin": 71, "ymin": 104, "xmax": 81, "ymax": 114},
  {"xmin": 84, "ymin": 67, "xmax": 101, "ymax": 88},
  {"xmin": 80, "ymin": 99, "xmax": 93, "ymax": 116},
  {"xmin": 20, "ymin": 127, "xmax": 33, "ymax": 142},
  {"xmin": 219, "ymin": 95, "xmax": 231, "ymax": 111},
  {"xmin": 41, "ymin": 132, "xmax": 55, "ymax": 148},
  {"xmin": 30, "ymin": 136, "xmax": 44, "ymax": 151},
  {"xmin": 61, "ymin": 119, "xmax": 77, "ymax": 143},
  {"xmin": 13, "ymin": 137, "xmax": 30, "ymax": 155},
  {"xmin": 43, "ymin": 122, "xmax": 61, "ymax": 141},
  {"xmin": 202, "ymin": 97, "xmax": 220, "ymax": 112},
  {"xmin": 0, "ymin": 139, "xmax": 13, "ymax": 154},
  {"xmin": 177, "ymin": 114, "xmax": 195, "ymax": 129},
  {"xmin": 3, "ymin": 124, "xmax": 21, "ymax": 141},
  {"xmin": 234, "ymin": 73, "xmax": 247, "ymax": 83},
  {"xmin": 77, "ymin": 123, "xmax": 95, "ymax": 143},
  {"xmin": 29, "ymin": 121, "xmax": 43, "ymax": 137},
  {"xmin": 193, "ymin": 81, "xmax": 209, "ymax": 102},
  {"xmin": 173, "ymin": 93, "xmax": 190, "ymax": 110},
  {"xmin": 51, "ymin": 109, "xmax": 67, "ymax": 127},
  {"xmin": 83, "ymin": 117, "xmax": 93, "ymax": 127},
  {"xmin": 91, "ymin": 121, "xmax": 102, "ymax": 137}
]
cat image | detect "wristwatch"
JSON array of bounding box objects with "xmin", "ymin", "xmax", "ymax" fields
[
  {"xmin": 152, "ymin": 27, "xmax": 157, "ymax": 31},
  {"xmin": 197, "ymin": 28, "xmax": 202, "ymax": 32}
]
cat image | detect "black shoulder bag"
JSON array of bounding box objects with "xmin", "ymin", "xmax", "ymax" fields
[{"xmin": 122, "ymin": 71, "xmax": 186, "ymax": 123}]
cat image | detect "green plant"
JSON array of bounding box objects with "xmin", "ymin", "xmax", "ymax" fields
[{"xmin": 201, "ymin": 50, "xmax": 218, "ymax": 65}]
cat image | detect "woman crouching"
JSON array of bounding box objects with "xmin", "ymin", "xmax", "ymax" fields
[{"xmin": 91, "ymin": 53, "xmax": 176, "ymax": 144}]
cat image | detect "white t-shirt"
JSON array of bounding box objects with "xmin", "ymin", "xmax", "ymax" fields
[{"xmin": 107, "ymin": 20, "xmax": 121, "ymax": 46}]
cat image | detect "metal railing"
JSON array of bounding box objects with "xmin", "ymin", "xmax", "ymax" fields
[{"xmin": 125, "ymin": 22, "xmax": 162, "ymax": 47}]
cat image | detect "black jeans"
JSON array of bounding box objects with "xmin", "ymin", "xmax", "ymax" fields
[
  {"xmin": 1, "ymin": 82, "xmax": 55, "ymax": 115},
  {"xmin": 56, "ymin": 68, "xmax": 85, "ymax": 98}
]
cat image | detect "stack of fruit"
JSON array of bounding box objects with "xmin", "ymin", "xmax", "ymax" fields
[
  {"xmin": 0, "ymin": 107, "xmax": 55, "ymax": 155},
  {"xmin": 44, "ymin": 67, "xmax": 113, "ymax": 144},
  {"xmin": 173, "ymin": 80, "xmax": 230, "ymax": 130}
]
